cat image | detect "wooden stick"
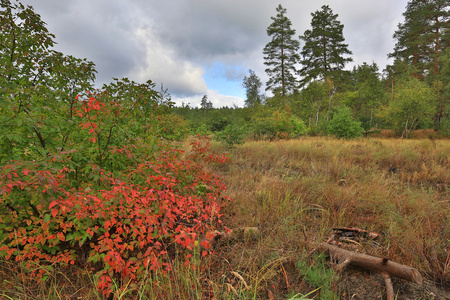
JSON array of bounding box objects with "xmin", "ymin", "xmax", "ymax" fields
[
  {"xmin": 321, "ymin": 242, "xmax": 423, "ymax": 285},
  {"xmin": 381, "ymin": 272, "xmax": 395, "ymax": 300}
]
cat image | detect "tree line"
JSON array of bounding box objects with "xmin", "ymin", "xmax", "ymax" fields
[{"xmin": 175, "ymin": 1, "xmax": 449, "ymax": 141}]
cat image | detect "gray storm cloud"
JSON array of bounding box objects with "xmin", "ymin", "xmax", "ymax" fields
[{"xmin": 20, "ymin": 0, "xmax": 408, "ymax": 103}]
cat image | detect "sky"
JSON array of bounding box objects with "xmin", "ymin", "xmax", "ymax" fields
[{"xmin": 20, "ymin": 0, "xmax": 409, "ymax": 108}]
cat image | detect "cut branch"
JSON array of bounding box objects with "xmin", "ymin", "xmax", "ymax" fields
[
  {"xmin": 321, "ymin": 243, "xmax": 422, "ymax": 284},
  {"xmin": 321, "ymin": 242, "xmax": 422, "ymax": 300}
]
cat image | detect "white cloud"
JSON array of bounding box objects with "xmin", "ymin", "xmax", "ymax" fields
[
  {"xmin": 172, "ymin": 89, "xmax": 244, "ymax": 108},
  {"xmin": 130, "ymin": 27, "xmax": 207, "ymax": 96},
  {"xmin": 207, "ymin": 90, "xmax": 245, "ymax": 108}
]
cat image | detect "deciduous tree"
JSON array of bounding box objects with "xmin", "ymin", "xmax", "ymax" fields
[
  {"xmin": 0, "ymin": 0, "xmax": 96, "ymax": 162},
  {"xmin": 345, "ymin": 63, "xmax": 385, "ymax": 130},
  {"xmin": 384, "ymin": 76, "xmax": 436, "ymax": 138}
]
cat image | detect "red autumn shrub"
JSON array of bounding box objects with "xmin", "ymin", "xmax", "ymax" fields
[
  {"xmin": 0, "ymin": 90, "xmax": 230, "ymax": 295},
  {"xmin": 0, "ymin": 138, "xmax": 230, "ymax": 294},
  {"xmin": 1, "ymin": 4, "xmax": 229, "ymax": 295}
]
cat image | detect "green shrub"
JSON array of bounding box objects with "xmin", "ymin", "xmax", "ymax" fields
[
  {"xmin": 290, "ymin": 115, "xmax": 308, "ymax": 136},
  {"xmin": 251, "ymin": 109, "xmax": 307, "ymax": 139},
  {"xmin": 156, "ymin": 114, "xmax": 191, "ymax": 141},
  {"xmin": 195, "ymin": 124, "xmax": 213, "ymax": 136},
  {"xmin": 327, "ymin": 106, "xmax": 364, "ymax": 139},
  {"xmin": 214, "ymin": 123, "xmax": 248, "ymax": 148},
  {"xmin": 207, "ymin": 115, "xmax": 231, "ymax": 132}
]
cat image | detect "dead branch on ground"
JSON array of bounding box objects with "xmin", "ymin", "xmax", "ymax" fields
[{"xmin": 321, "ymin": 242, "xmax": 422, "ymax": 300}]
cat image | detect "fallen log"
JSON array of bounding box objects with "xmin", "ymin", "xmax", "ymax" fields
[{"xmin": 321, "ymin": 242, "xmax": 422, "ymax": 300}]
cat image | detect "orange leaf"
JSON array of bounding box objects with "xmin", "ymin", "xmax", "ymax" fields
[{"xmin": 57, "ymin": 232, "xmax": 65, "ymax": 241}]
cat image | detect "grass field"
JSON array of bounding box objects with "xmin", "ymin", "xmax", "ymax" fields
[
  {"xmin": 210, "ymin": 137, "xmax": 450, "ymax": 299},
  {"xmin": 1, "ymin": 137, "xmax": 449, "ymax": 299}
]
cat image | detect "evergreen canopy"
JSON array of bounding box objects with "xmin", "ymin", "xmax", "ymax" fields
[
  {"xmin": 263, "ymin": 4, "xmax": 300, "ymax": 100},
  {"xmin": 299, "ymin": 5, "xmax": 353, "ymax": 87},
  {"xmin": 389, "ymin": 0, "xmax": 449, "ymax": 78}
]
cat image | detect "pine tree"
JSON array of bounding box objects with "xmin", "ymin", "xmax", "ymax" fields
[
  {"xmin": 299, "ymin": 5, "xmax": 353, "ymax": 87},
  {"xmin": 242, "ymin": 69, "xmax": 262, "ymax": 107},
  {"xmin": 263, "ymin": 4, "xmax": 300, "ymax": 103},
  {"xmin": 389, "ymin": 0, "xmax": 449, "ymax": 129},
  {"xmin": 389, "ymin": 0, "xmax": 449, "ymax": 78},
  {"xmin": 200, "ymin": 95, "xmax": 212, "ymax": 110}
]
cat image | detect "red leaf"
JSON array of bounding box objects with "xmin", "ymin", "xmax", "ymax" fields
[
  {"xmin": 86, "ymin": 228, "xmax": 94, "ymax": 237},
  {"xmin": 51, "ymin": 208, "xmax": 58, "ymax": 218},
  {"xmin": 49, "ymin": 201, "xmax": 58, "ymax": 209},
  {"xmin": 57, "ymin": 232, "xmax": 65, "ymax": 242},
  {"xmin": 200, "ymin": 240, "xmax": 211, "ymax": 249}
]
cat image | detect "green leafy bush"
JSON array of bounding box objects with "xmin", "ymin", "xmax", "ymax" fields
[
  {"xmin": 326, "ymin": 106, "xmax": 364, "ymax": 139},
  {"xmin": 251, "ymin": 108, "xmax": 307, "ymax": 139},
  {"xmin": 195, "ymin": 124, "xmax": 213, "ymax": 136},
  {"xmin": 214, "ymin": 123, "xmax": 248, "ymax": 148},
  {"xmin": 383, "ymin": 76, "xmax": 435, "ymax": 138},
  {"xmin": 290, "ymin": 115, "xmax": 308, "ymax": 136},
  {"xmin": 156, "ymin": 114, "xmax": 191, "ymax": 141}
]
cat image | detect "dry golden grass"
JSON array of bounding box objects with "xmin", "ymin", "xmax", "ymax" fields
[{"xmin": 211, "ymin": 137, "xmax": 449, "ymax": 297}]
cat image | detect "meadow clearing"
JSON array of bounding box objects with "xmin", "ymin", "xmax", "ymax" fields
[{"xmin": 203, "ymin": 136, "xmax": 450, "ymax": 299}]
